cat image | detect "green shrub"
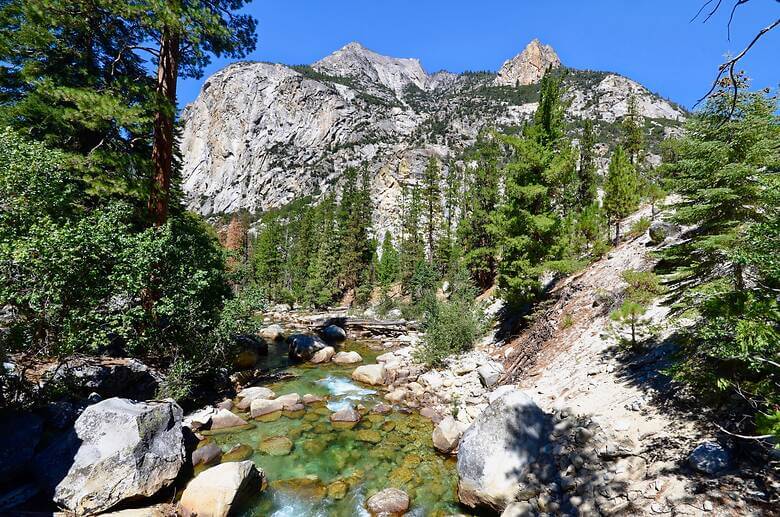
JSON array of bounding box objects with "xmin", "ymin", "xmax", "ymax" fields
[
  {"xmin": 414, "ymin": 298, "xmax": 481, "ymax": 366},
  {"xmin": 629, "ymin": 216, "xmax": 651, "ymax": 238},
  {"xmin": 0, "ymin": 129, "xmax": 260, "ymax": 394}
]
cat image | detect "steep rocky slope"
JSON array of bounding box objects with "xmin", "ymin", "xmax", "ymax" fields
[{"xmin": 180, "ymin": 40, "xmax": 686, "ymax": 235}]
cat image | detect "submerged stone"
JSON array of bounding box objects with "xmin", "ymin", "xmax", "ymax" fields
[
  {"xmin": 222, "ymin": 444, "xmax": 253, "ymax": 462},
  {"xmin": 356, "ymin": 430, "xmax": 383, "ymax": 444},
  {"xmin": 259, "ymin": 436, "xmax": 293, "ymax": 456}
]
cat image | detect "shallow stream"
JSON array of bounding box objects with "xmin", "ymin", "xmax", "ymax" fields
[{"xmin": 198, "ymin": 339, "xmax": 463, "ymax": 516}]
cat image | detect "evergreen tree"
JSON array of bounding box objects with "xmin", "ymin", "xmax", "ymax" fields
[
  {"xmin": 377, "ymin": 231, "xmax": 400, "ymax": 287},
  {"xmin": 577, "ymin": 119, "xmax": 598, "ymax": 208},
  {"xmin": 458, "ymin": 134, "xmax": 502, "ymax": 289},
  {"xmin": 0, "ymin": 1, "xmax": 257, "ymax": 225},
  {"xmin": 0, "ymin": 0, "xmax": 154, "ymax": 196},
  {"xmin": 421, "ymin": 156, "xmax": 443, "ymax": 263},
  {"xmin": 252, "ymin": 216, "xmax": 284, "ymax": 294},
  {"xmin": 622, "ymin": 95, "xmax": 645, "ymax": 166},
  {"xmin": 336, "ymin": 167, "xmax": 373, "ymax": 295},
  {"xmin": 603, "ymin": 146, "xmax": 640, "ymax": 244},
  {"xmin": 305, "ymin": 196, "xmax": 340, "ymax": 308},
  {"xmin": 399, "ymin": 183, "xmax": 425, "ymax": 291},
  {"xmin": 493, "ymin": 70, "xmax": 570, "ymax": 305}
]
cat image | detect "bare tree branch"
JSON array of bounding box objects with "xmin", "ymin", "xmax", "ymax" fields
[
  {"xmin": 694, "ymin": 0, "xmax": 780, "ymax": 119},
  {"xmin": 696, "ymin": 17, "xmax": 780, "ymax": 119}
]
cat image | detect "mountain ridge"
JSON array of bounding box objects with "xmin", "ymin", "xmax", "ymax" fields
[{"xmin": 180, "ymin": 40, "xmax": 686, "ymax": 237}]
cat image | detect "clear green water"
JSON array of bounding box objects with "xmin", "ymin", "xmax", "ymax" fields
[{"xmin": 198, "ymin": 340, "xmax": 464, "ymax": 516}]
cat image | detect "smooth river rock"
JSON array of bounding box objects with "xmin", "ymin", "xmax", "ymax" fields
[
  {"xmin": 250, "ymin": 398, "xmax": 284, "ymax": 418},
  {"xmin": 236, "ymin": 386, "xmax": 276, "ymax": 410},
  {"xmin": 333, "ymin": 351, "xmax": 363, "ymax": 364},
  {"xmin": 180, "ymin": 461, "xmax": 264, "ymax": 517},
  {"xmin": 322, "ymin": 324, "xmax": 347, "ymax": 344},
  {"xmin": 456, "ymin": 389, "xmax": 547, "ymax": 511},
  {"xmin": 43, "ymin": 398, "xmax": 185, "ymax": 515},
  {"xmin": 432, "ymin": 416, "xmax": 469, "ymax": 454},
  {"xmin": 311, "ymin": 346, "xmax": 336, "ymax": 364},
  {"xmin": 366, "ymin": 487, "xmax": 410, "ymax": 516},
  {"xmin": 352, "ymin": 364, "xmax": 386, "ymax": 385}
]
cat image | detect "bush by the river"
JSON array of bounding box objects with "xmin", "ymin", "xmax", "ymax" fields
[{"xmin": 0, "ymin": 128, "xmax": 263, "ymax": 403}]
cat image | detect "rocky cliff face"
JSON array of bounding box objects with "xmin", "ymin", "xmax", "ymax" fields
[
  {"xmin": 495, "ymin": 39, "xmax": 561, "ymax": 86},
  {"xmin": 180, "ymin": 40, "xmax": 685, "ymax": 236}
]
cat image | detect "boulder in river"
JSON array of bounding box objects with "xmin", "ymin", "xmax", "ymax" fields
[
  {"xmin": 210, "ymin": 409, "xmax": 248, "ymax": 430},
  {"xmin": 0, "ymin": 411, "xmax": 43, "ymax": 484},
  {"xmin": 192, "ymin": 443, "xmax": 223, "ymax": 467},
  {"xmin": 333, "ymin": 351, "xmax": 363, "ymax": 364},
  {"xmin": 233, "ymin": 334, "xmax": 268, "ymax": 370},
  {"xmin": 38, "ymin": 397, "xmax": 185, "ymax": 515},
  {"xmin": 330, "ymin": 405, "xmax": 361, "ymax": 423},
  {"xmin": 366, "ymin": 487, "xmax": 410, "ymax": 516},
  {"xmin": 179, "ymin": 460, "xmax": 264, "ymax": 517},
  {"xmin": 236, "ymin": 386, "xmax": 276, "ymax": 410},
  {"xmin": 352, "ymin": 364, "xmax": 386, "ymax": 386},
  {"xmin": 311, "ymin": 346, "xmax": 336, "ymax": 364},
  {"xmin": 259, "ymin": 323, "xmax": 285, "ymax": 341},
  {"xmin": 457, "ymin": 389, "xmax": 547, "ymax": 511},
  {"xmin": 322, "ymin": 324, "xmax": 347, "ymax": 344},
  {"xmin": 287, "ymin": 334, "xmax": 326, "ymax": 361},
  {"xmin": 250, "ymin": 398, "xmax": 284, "ymax": 418},
  {"xmin": 432, "ymin": 416, "xmax": 469, "ymax": 454}
]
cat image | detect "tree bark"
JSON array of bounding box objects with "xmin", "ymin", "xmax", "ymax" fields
[
  {"xmin": 149, "ymin": 27, "xmax": 180, "ymax": 226},
  {"xmin": 614, "ymin": 221, "xmax": 621, "ymax": 245}
]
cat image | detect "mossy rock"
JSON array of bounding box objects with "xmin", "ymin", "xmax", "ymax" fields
[
  {"xmin": 259, "ymin": 435, "xmax": 293, "ymax": 456},
  {"xmin": 222, "ymin": 443, "xmax": 253, "ymax": 462},
  {"xmin": 355, "ymin": 429, "xmax": 382, "ymax": 444},
  {"xmin": 327, "ymin": 480, "xmax": 348, "ymax": 500}
]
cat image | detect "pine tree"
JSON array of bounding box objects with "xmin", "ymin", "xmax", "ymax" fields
[
  {"xmin": 622, "ymin": 95, "xmax": 645, "ymax": 166},
  {"xmin": 603, "ymin": 146, "xmax": 640, "ymax": 244},
  {"xmin": 458, "ymin": 134, "xmax": 501, "ymax": 289},
  {"xmin": 0, "ymin": 1, "xmax": 257, "ymax": 225},
  {"xmin": 399, "ymin": 183, "xmax": 425, "ymax": 291},
  {"xmin": 336, "ymin": 167, "xmax": 373, "ymax": 295},
  {"xmin": 577, "ymin": 119, "xmax": 598, "ymax": 208},
  {"xmin": 421, "ymin": 156, "xmax": 443, "ymax": 263},
  {"xmin": 305, "ymin": 196, "xmax": 340, "ymax": 308},
  {"xmin": 493, "ymin": 70, "xmax": 570, "ymax": 305},
  {"xmin": 252, "ymin": 217, "xmax": 284, "ymax": 294},
  {"xmin": 377, "ymin": 231, "xmax": 400, "ymax": 287}
]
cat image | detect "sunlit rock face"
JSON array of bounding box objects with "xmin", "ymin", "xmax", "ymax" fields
[
  {"xmin": 180, "ymin": 40, "xmax": 685, "ymax": 237},
  {"xmin": 495, "ymin": 38, "xmax": 561, "ymax": 86}
]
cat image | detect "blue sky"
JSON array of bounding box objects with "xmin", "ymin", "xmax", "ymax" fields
[{"xmin": 178, "ymin": 1, "xmax": 779, "ymax": 109}]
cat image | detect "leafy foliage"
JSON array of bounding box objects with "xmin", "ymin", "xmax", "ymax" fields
[{"xmin": 0, "ymin": 130, "xmax": 259, "ymax": 362}]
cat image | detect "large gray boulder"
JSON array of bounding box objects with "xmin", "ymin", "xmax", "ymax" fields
[
  {"xmin": 38, "ymin": 398, "xmax": 185, "ymax": 515},
  {"xmin": 457, "ymin": 389, "xmax": 547, "ymax": 511},
  {"xmin": 287, "ymin": 334, "xmax": 326, "ymax": 361}
]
